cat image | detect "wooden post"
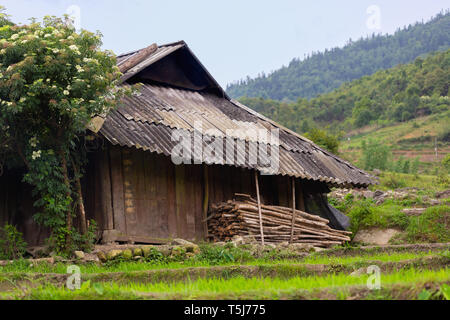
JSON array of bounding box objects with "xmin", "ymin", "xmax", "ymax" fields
[
  {"xmin": 289, "ymin": 177, "xmax": 296, "ymax": 243},
  {"xmin": 202, "ymin": 164, "xmax": 209, "ymax": 239},
  {"xmin": 254, "ymin": 171, "xmax": 265, "ymax": 245}
]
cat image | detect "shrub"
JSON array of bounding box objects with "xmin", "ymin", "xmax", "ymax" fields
[
  {"xmin": 0, "ymin": 224, "xmax": 27, "ymax": 260},
  {"xmin": 360, "ymin": 139, "xmax": 392, "ymax": 171},
  {"xmin": 405, "ymin": 206, "xmax": 450, "ymax": 243},
  {"xmin": 304, "ymin": 128, "xmax": 340, "ymax": 154},
  {"xmin": 195, "ymin": 243, "xmax": 252, "ymax": 265},
  {"xmin": 347, "ymin": 199, "xmax": 373, "ymax": 234}
]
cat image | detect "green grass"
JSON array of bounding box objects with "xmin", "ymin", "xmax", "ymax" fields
[
  {"xmin": 372, "ymin": 171, "xmax": 448, "ymax": 195},
  {"xmin": 1, "ymin": 250, "xmax": 444, "ymax": 275},
  {"xmin": 5, "ymin": 268, "xmax": 449, "ymax": 300},
  {"xmin": 341, "ymin": 112, "xmax": 450, "ymax": 170}
]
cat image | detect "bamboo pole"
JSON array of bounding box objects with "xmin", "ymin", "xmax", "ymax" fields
[
  {"xmin": 202, "ymin": 164, "xmax": 209, "ymax": 239},
  {"xmin": 290, "ymin": 177, "xmax": 296, "ymax": 243},
  {"xmin": 254, "ymin": 171, "xmax": 264, "ymax": 245}
]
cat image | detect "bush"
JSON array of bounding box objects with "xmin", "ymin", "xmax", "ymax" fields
[
  {"xmin": 384, "ymin": 173, "xmax": 407, "ymax": 189},
  {"xmin": 442, "ymin": 154, "xmax": 450, "ymax": 172},
  {"xmin": 195, "ymin": 243, "xmax": 252, "ymax": 265},
  {"xmin": 304, "ymin": 128, "xmax": 340, "ymax": 154},
  {"xmin": 360, "ymin": 139, "xmax": 392, "ymax": 171},
  {"xmin": 347, "ymin": 199, "xmax": 373, "ymax": 234},
  {"xmin": 0, "ymin": 224, "xmax": 27, "ymax": 260},
  {"xmin": 405, "ymin": 206, "xmax": 450, "ymax": 243}
]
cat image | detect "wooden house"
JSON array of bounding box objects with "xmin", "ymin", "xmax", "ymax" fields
[{"xmin": 0, "ymin": 41, "xmax": 373, "ymax": 245}]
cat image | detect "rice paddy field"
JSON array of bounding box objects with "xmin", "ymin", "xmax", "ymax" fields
[{"xmin": 1, "ymin": 244, "xmax": 449, "ymax": 300}]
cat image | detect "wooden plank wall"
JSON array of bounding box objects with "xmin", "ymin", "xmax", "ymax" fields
[
  {"xmin": 0, "ymin": 170, "xmax": 49, "ymax": 246},
  {"xmin": 84, "ymin": 145, "xmax": 309, "ymax": 243}
]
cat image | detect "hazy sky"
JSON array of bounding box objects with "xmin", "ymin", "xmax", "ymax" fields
[{"xmin": 2, "ymin": 0, "xmax": 449, "ymax": 87}]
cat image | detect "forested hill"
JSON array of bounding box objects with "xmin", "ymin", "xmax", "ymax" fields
[
  {"xmin": 227, "ymin": 11, "xmax": 450, "ymax": 101},
  {"xmin": 239, "ymin": 49, "xmax": 450, "ymax": 134}
]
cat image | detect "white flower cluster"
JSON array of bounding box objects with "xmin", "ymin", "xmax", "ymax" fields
[
  {"xmin": 29, "ymin": 136, "xmax": 38, "ymax": 148},
  {"xmin": 69, "ymin": 44, "xmax": 81, "ymax": 55},
  {"xmin": 31, "ymin": 150, "xmax": 41, "ymax": 160}
]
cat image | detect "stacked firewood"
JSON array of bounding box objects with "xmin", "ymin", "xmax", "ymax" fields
[{"xmin": 207, "ymin": 194, "xmax": 352, "ymax": 248}]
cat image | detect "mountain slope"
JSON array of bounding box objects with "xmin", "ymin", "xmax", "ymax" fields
[
  {"xmin": 227, "ymin": 11, "xmax": 450, "ymax": 101},
  {"xmin": 239, "ymin": 49, "xmax": 450, "ymax": 134}
]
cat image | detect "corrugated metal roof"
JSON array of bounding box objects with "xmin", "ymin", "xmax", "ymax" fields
[{"xmin": 99, "ymin": 42, "xmax": 374, "ymax": 188}]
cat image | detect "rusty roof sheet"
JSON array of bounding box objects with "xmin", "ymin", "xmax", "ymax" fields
[
  {"xmin": 99, "ymin": 42, "xmax": 374, "ymax": 188},
  {"xmin": 100, "ymin": 83, "xmax": 373, "ymax": 188}
]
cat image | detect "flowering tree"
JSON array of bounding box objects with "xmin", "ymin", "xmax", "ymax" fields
[{"xmin": 0, "ymin": 13, "xmax": 125, "ymax": 252}]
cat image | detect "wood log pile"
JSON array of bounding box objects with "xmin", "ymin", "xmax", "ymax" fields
[{"xmin": 207, "ymin": 194, "xmax": 352, "ymax": 248}]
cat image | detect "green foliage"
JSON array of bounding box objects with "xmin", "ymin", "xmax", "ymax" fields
[
  {"xmin": 72, "ymin": 219, "xmax": 98, "ymax": 253},
  {"xmin": 405, "ymin": 205, "xmax": 450, "ymax": 243},
  {"xmin": 347, "ymin": 199, "xmax": 373, "ymax": 234},
  {"xmin": 418, "ymin": 289, "xmax": 433, "ymax": 300},
  {"xmin": 237, "ymin": 49, "xmax": 450, "ymax": 135},
  {"xmin": 304, "ymin": 128, "xmax": 340, "ymax": 153},
  {"xmin": 384, "ymin": 173, "xmax": 407, "ymax": 189},
  {"xmin": 194, "ymin": 243, "xmax": 252, "ymax": 265},
  {"xmin": 0, "ymin": 224, "xmax": 27, "ymax": 260},
  {"xmin": 442, "ymin": 153, "xmax": 450, "ymax": 171},
  {"xmin": 0, "ymin": 12, "xmax": 126, "ymax": 253},
  {"xmin": 228, "ymin": 12, "xmax": 450, "ymax": 101},
  {"xmin": 360, "ymin": 139, "xmax": 391, "ymax": 171},
  {"xmin": 441, "ymin": 284, "xmax": 450, "ymax": 300}
]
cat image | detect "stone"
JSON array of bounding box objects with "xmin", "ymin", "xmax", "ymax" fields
[
  {"xmin": 429, "ymin": 199, "xmax": 441, "ymax": 206},
  {"xmin": 231, "ymin": 235, "xmax": 245, "ymax": 246},
  {"xmin": 74, "ymin": 251, "xmax": 85, "ymax": 260},
  {"xmin": 171, "ymin": 238, "xmax": 195, "ymax": 246},
  {"xmin": 436, "ymin": 189, "xmax": 450, "ymax": 199},
  {"xmin": 31, "ymin": 257, "xmax": 55, "ymax": 266},
  {"xmin": 185, "ymin": 252, "xmax": 196, "ymax": 259},
  {"xmin": 122, "ymin": 249, "xmax": 133, "ymax": 259},
  {"xmin": 171, "ymin": 239, "xmax": 200, "ymax": 254},
  {"xmin": 402, "ymin": 208, "xmax": 426, "ymax": 216},
  {"xmin": 289, "ymin": 243, "xmax": 315, "ymax": 252},
  {"xmin": 350, "ymin": 267, "xmax": 366, "ymax": 277},
  {"xmin": 96, "ymin": 251, "xmax": 107, "ymax": 262},
  {"xmin": 373, "ymin": 190, "xmax": 385, "ymax": 198},
  {"xmin": 84, "ymin": 253, "xmax": 99, "ymax": 263},
  {"xmin": 277, "ymin": 241, "xmax": 290, "ymax": 248},
  {"xmin": 372, "ymin": 169, "xmax": 382, "ymax": 176},
  {"xmin": 352, "ymin": 228, "xmax": 402, "ymax": 246},
  {"xmin": 157, "ymin": 246, "xmax": 172, "ymax": 257},
  {"xmin": 243, "ymin": 236, "xmax": 258, "ymax": 245},
  {"xmin": 106, "ymin": 250, "xmax": 123, "ymax": 260},
  {"xmin": 141, "ymin": 246, "xmax": 154, "ymax": 257},
  {"xmin": 313, "ymin": 247, "xmax": 325, "ymax": 252},
  {"xmin": 170, "ymin": 246, "xmax": 186, "ymax": 257},
  {"xmin": 133, "ymin": 248, "xmax": 143, "ymax": 257},
  {"xmin": 362, "ymin": 190, "xmax": 375, "ymax": 199}
]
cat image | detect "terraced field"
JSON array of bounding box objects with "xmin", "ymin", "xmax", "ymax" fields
[{"xmin": 1, "ymin": 244, "xmax": 448, "ymax": 300}]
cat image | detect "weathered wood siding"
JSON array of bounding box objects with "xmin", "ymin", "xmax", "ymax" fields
[
  {"xmin": 84, "ymin": 144, "xmax": 306, "ymax": 243},
  {"xmin": 0, "ymin": 144, "xmax": 315, "ymax": 245},
  {"xmin": 0, "ymin": 170, "xmax": 49, "ymax": 246}
]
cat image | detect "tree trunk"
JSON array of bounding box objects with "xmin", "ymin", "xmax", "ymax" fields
[
  {"xmin": 59, "ymin": 149, "xmax": 73, "ymax": 248},
  {"xmin": 71, "ymin": 158, "xmax": 87, "ymax": 235}
]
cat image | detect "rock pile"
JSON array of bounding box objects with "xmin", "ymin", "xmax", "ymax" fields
[{"xmin": 329, "ymin": 187, "xmax": 443, "ymax": 206}]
